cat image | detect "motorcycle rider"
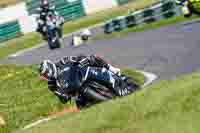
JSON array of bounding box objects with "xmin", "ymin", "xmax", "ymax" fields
[
  {"xmin": 36, "ymin": 0, "xmax": 64, "ymax": 39},
  {"xmin": 38, "ymin": 54, "xmax": 134, "ymax": 105}
]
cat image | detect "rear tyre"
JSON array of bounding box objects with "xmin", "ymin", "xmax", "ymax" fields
[{"xmin": 84, "ymin": 86, "xmax": 111, "ymax": 102}]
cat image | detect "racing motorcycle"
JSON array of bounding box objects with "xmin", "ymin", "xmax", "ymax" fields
[
  {"xmin": 56, "ymin": 64, "xmax": 140, "ymax": 109},
  {"xmin": 36, "ymin": 13, "xmax": 64, "ymax": 49}
]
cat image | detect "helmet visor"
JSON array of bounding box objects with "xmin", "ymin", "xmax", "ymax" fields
[{"xmin": 40, "ymin": 72, "xmax": 49, "ymax": 80}]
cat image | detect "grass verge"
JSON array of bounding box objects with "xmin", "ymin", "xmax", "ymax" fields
[
  {"xmin": 18, "ymin": 71, "xmax": 200, "ymax": 133},
  {"xmin": 0, "ymin": 0, "xmax": 158, "ymax": 59},
  {"xmin": 0, "ymin": 0, "xmax": 19, "ymax": 8},
  {"xmin": 0, "ymin": 33, "xmax": 42, "ymax": 59},
  {"xmin": 0, "ymin": 65, "xmax": 144, "ymax": 133},
  {"xmin": 94, "ymin": 15, "xmax": 200, "ymax": 40}
]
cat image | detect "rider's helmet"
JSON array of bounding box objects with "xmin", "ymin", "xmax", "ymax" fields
[
  {"xmin": 41, "ymin": 0, "xmax": 50, "ymax": 11},
  {"xmin": 39, "ymin": 60, "xmax": 58, "ymax": 80}
]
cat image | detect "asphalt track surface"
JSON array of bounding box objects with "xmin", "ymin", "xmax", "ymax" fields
[{"xmin": 1, "ymin": 21, "xmax": 200, "ymax": 80}]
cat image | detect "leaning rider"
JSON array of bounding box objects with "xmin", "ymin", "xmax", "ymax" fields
[{"xmin": 38, "ymin": 54, "xmax": 133, "ymax": 104}]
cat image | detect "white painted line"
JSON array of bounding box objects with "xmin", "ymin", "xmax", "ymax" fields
[
  {"xmin": 0, "ymin": 104, "xmax": 7, "ymax": 106},
  {"xmin": 9, "ymin": 43, "xmax": 46, "ymax": 58},
  {"xmin": 8, "ymin": 23, "xmax": 104, "ymax": 58},
  {"xmin": 23, "ymin": 117, "xmax": 55, "ymax": 130},
  {"xmin": 181, "ymin": 18, "xmax": 200, "ymax": 26}
]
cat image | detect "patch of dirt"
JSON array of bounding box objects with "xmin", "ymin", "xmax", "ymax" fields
[{"xmin": 49, "ymin": 106, "xmax": 80, "ymax": 118}]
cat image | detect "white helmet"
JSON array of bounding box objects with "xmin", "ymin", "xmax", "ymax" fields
[{"xmin": 39, "ymin": 60, "xmax": 57, "ymax": 79}]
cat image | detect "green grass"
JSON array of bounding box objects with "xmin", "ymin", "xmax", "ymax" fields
[
  {"xmin": 0, "ymin": 65, "xmax": 67, "ymax": 133},
  {"xmin": 62, "ymin": 0, "xmax": 158, "ymax": 34},
  {"xmin": 94, "ymin": 15, "xmax": 200, "ymax": 40},
  {"xmin": 18, "ymin": 71, "xmax": 200, "ymax": 133},
  {"xmin": 0, "ymin": 0, "xmax": 19, "ymax": 8},
  {"xmin": 0, "ymin": 33, "xmax": 42, "ymax": 59},
  {"xmin": 0, "ymin": 0, "xmax": 158, "ymax": 59},
  {"xmin": 0, "ymin": 65, "xmax": 144, "ymax": 133}
]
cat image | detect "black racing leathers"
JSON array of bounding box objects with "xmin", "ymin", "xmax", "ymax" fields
[
  {"xmin": 36, "ymin": 6, "xmax": 58, "ymax": 37},
  {"xmin": 56, "ymin": 54, "xmax": 110, "ymax": 69},
  {"xmin": 48, "ymin": 55, "xmax": 110, "ymax": 103},
  {"xmin": 47, "ymin": 55, "xmax": 132, "ymax": 104}
]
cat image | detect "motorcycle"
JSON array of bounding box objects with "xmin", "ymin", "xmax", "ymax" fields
[
  {"xmin": 36, "ymin": 13, "xmax": 64, "ymax": 49},
  {"xmin": 46, "ymin": 15, "xmax": 64, "ymax": 49},
  {"xmin": 56, "ymin": 64, "xmax": 140, "ymax": 109}
]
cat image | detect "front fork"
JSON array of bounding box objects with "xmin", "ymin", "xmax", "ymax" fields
[{"xmin": 47, "ymin": 28, "xmax": 57, "ymax": 42}]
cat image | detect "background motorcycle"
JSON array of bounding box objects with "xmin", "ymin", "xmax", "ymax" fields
[
  {"xmin": 46, "ymin": 15, "xmax": 64, "ymax": 49},
  {"xmin": 36, "ymin": 13, "xmax": 64, "ymax": 49}
]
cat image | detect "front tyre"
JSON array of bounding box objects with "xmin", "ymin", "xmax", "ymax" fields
[
  {"xmin": 120, "ymin": 75, "xmax": 140, "ymax": 94},
  {"xmin": 48, "ymin": 32, "xmax": 62, "ymax": 49}
]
